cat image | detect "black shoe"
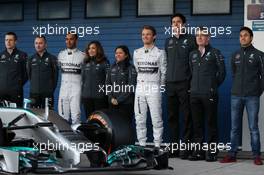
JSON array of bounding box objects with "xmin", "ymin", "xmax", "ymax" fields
[
  {"xmin": 169, "ymin": 151, "xmax": 179, "ymax": 158},
  {"xmin": 206, "ymin": 153, "xmax": 217, "ymax": 162},
  {"xmin": 180, "ymin": 150, "xmax": 190, "ymax": 160},
  {"xmin": 153, "ymin": 147, "xmax": 160, "ymax": 156},
  {"xmin": 189, "ymin": 153, "xmax": 205, "ymax": 161}
]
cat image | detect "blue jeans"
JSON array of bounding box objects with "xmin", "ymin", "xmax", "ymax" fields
[{"xmin": 229, "ymin": 96, "xmax": 261, "ymax": 157}]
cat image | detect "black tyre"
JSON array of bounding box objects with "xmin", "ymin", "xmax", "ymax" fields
[{"xmin": 78, "ymin": 109, "xmax": 135, "ymax": 153}]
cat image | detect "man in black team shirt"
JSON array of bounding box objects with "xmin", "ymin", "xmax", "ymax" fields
[
  {"xmin": 189, "ymin": 27, "xmax": 226, "ymax": 162},
  {"xmin": 27, "ymin": 35, "xmax": 58, "ymax": 109},
  {"xmin": 164, "ymin": 13, "xmax": 197, "ymax": 158},
  {"xmin": 0, "ymin": 32, "xmax": 27, "ymax": 107}
]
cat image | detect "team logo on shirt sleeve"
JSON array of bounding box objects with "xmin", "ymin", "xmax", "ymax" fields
[
  {"xmin": 249, "ymin": 53, "xmax": 254, "ymax": 59},
  {"xmin": 14, "ymin": 54, "xmax": 20, "ymax": 63},
  {"xmin": 192, "ymin": 53, "xmax": 198, "ymax": 59},
  {"xmin": 1, "ymin": 54, "xmax": 6, "ymax": 59},
  {"xmin": 235, "ymin": 54, "xmax": 240, "ymax": 59},
  {"xmin": 181, "ymin": 39, "xmax": 188, "ymax": 48}
]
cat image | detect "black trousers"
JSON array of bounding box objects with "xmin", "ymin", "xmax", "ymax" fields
[
  {"xmin": 167, "ymin": 81, "xmax": 192, "ymax": 144},
  {"xmin": 30, "ymin": 93, "xmax": 54, "ymax": 109},
  {"xmin": 109, "ymin": 103, "xmax": 134, "ymax": 121},
  {"xmin": 0, "ymin": 93, "xmax": 23, "ymax": 107},
  {"xmin": 82, "ymin": 97, "xmax": 108, "ymax": 118},
  {"xmin": 190, "ymin": 94, "xmax": 218, "ymax": 154}
]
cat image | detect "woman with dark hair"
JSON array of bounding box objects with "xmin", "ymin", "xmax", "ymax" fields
[
  {"xmin": 81, "ymin": 41, "xmax": 109, "ymax": 118},
  {"xmin": 106, "ymin": 45, "xmax": 137, "ymax": 118}
]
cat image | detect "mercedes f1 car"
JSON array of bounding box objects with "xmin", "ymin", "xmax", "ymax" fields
[{"xmin": 0, "ymin": 100, "xmax": 169, "ymax": 174}]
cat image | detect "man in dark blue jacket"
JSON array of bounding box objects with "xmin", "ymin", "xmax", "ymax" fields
[
  {"xmin": 221, "ymin": 27, "xmax": 263, "ymax": 165},
  {"xmin": 27, "ymin": 35, "xmax": 58, "ymax": 109},
  {"xmin": 0, "ymin": 32, "xmax": 27, "ymax": 107},
  {"xmin": 164, "ymin": 13, "xmax": 197, "ymax": 158},
  {"xmin": 189, "ymin": 27, "xmax": 226, "ymax": 162}
]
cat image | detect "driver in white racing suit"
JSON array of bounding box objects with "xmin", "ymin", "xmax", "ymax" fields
[
  {"xmin": 58, "ymin": 33, "xmax": 85, "ymax": 124},
  {"xmin": 133, "ymin": 25, "xmax": 167, "ymax": 149}
]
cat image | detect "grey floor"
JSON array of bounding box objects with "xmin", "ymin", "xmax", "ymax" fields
[{"xmin": 30, "ymin": 158, "xmax": 264, "ymax": 175}]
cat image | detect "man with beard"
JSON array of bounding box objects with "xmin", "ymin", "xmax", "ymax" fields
[{"xmin": 58, "ymin": 33, "xmax": 85, "ymax": 125}]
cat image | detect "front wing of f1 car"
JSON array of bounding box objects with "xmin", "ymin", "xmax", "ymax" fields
[{"xmin": 0, "ymin": 107, "xmax": 169, "ymax": 174}]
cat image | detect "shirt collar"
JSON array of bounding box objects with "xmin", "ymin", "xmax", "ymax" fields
[
  {"xmin": 199, "ymin": 44, "xmax": 211, "ymax": 57},
  {"xmin": 241, "ymin": 44, "xmax": 254, "ymax": 52},
  {"xmin": 143, "ymin": 45, "xmax": 155, "ymax": 53},
  {"xmin": 36, "ymin": 50, "xmax": 48, "ymax": 58},
  {"xmin": 5, "ymin": 47, "xmax": 18, "ymax": 56},
  {"xmin": 67, "ymin": 48, "xmax": 78, "ymax": 54}
]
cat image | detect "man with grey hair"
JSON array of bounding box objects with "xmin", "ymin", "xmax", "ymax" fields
[{"xmin": 189, "ymin": 27, "xmax": 226, "ymax": 162}]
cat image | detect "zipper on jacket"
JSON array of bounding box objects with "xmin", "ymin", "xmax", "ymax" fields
[
  {"xmin": 6, "ymin": 56, "xmax": 10, "ymax": 91},
  {"xmin": 197, "ymin": 53, "xmax": 201, "ymax": 92},
  {"xmin": 174, "ymin": 39, "xmax": 179, "ymax": 79},
  {"xmin": 241, "ymin": 51, "xmax": 246, "ymax": 95}
]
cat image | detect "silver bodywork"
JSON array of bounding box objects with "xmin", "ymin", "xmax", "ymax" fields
[
  {"xmin": 0, "ymin": 148, "xmax": 19, "ymax": 173},
  {"xmin": 0, "ymin": 107, "xmax": 106, "ymax": 173}
]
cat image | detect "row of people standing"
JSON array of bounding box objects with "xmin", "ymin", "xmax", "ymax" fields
[
  {"xmin": 0, "ymin": 32, "xmax": 58, "ymax": 109},
  {"xmin": 0, "ymin": 32, "xmax": 136, "ymax": 120},
  {"xmin": 28, "ymin": 34, "xmax": 136, "ymax": 125},
  {"xmin": 0, "ymin": 12, "xmax": 263, "ymax": 165},
  {"xmin": 0, "ymin": 28, "xmax": 164, "ymax": 152},
  {"xmin": 165, "ymin": 13, "xmax": 263, "ymax": 165}
]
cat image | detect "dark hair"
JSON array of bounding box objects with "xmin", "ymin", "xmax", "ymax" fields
[
  {"xmin": 35, "ymin": 35, "xmax": 47, "ymax": 43},
  {"xmin": 67, "ymin": 32, "xmax": 78, "ymax": 39},
  {"xmin": 142, "ymin": 25, "xmax": 157, "ymax": 36},
  {"xmin": 5, "ymin": 32, "xmax": 17, "ymax": 41},
  {"xmin": 115, "ymin": 45, "xmax": 131, "ymax": 66},
  {"xmin": 240, "ymin": 26, "xmax": 253, "ymax": 37},
  {"xmin": 85, "ymin": 40, "xmax": 106, "ymax": 63},
  {"xmin": 171, "ymin": 13, "xmax": 186, "ymax": 24}
]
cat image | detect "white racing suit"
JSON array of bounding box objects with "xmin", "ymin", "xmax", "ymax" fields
[
  {"xmin": 133, "ymin": 46, "xmax": 167, "ymax": 147},
  {"xmin": 58, "ymin": 48, "xmax": 85, "ymax": 124}
]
